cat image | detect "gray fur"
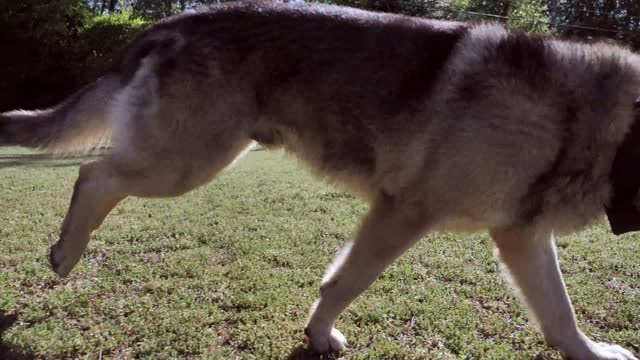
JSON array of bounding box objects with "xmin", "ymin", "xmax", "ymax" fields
[{"xmin": 1, "ymin": 2, "xmax": 639, "ymax": 358}]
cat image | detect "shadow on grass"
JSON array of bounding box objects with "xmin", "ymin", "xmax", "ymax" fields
[
  {"xmin": 286, "ymin": 344, "xmax": 343, "ymax": 360},
  {"xmin": 0, "ymin": 153, "xmax": 102, "ymax": 169},
  {"xmin": 0, "ymin": 310, "xmax": 35, "ymax": 360}
]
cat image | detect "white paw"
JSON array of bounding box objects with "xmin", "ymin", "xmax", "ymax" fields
[
  {"xmin": 586, "ymin": 342, "xmax": 638, "ymax": 360},
  {"xmin": 304, "ymin": 327, "xmax": 347, "ymax": 353},
  {"xmin": 560, "ymin": 334, "xmax": 638, "ymax": 360}
]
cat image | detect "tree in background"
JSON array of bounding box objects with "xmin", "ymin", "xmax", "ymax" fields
[
  {"xmin": 509, "ymin": 0, "xmax": 550, "ymax": 33},
  {"xmin": 80, "ymin": 4, "xmax": 148, "ymax": 82},
  {"xmin": 128, "ymin": 0, "xmax": 187, "ymax": 20},
  {"xmin": 446, "ymin": 0, "xmax": 510, "ymax": 17},
  {"xmin": 553, "ymin": 0, "xmax": 640, "ymax": 48},
  {"xmin": 441, "ymin": 0, "xmax": 550, "ymax": 32},
  {"xmin": 0, "ymin": 0, "xmax": 91, "ymax": 110}
]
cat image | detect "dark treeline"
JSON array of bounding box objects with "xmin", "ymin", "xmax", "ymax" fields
[{"xmin": 1, "ymin": 0, "xmax": 638, "ymax": 112}]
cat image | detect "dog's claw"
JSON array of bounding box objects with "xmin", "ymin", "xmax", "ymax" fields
[{"xmin": 304, "ymin": 327, "xmax": 347, "ymax": 354}]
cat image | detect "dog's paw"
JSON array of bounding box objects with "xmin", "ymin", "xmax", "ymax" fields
[
  {"xmin": 585, "ymin": 342, "xmax": 638, "ymax": 360},
  {"xmin": 49, "ymin": 244, "xmax": 75, "ymax": 277},
  {"xmin": 560, "ymin": 335, "xmax": 638, "ymax": 360},
  {"xmin": 303, "ymin": 327, "xmax": 347, "ymax": 354}
]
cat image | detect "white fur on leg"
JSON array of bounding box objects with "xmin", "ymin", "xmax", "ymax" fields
[
  {"xmin": 304, "ymin": 242, "xmax": 353, "ymax": 354},
  {"xmin": 322, "ymin": 242, "xmax": 353, "ymax": 284},
  {"xmin": 493, "ymin": 229, "xmax": 638, "ymax": 360}
]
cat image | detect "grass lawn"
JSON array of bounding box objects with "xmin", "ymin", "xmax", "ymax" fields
[{"xmin": 0, "ymin": 146, "xmax": 638, "ymax": 359}]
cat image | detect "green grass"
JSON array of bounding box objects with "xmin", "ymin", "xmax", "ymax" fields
[{"xmin": 0, "ymin": 147, "xmax": 638, "ymax": 359}]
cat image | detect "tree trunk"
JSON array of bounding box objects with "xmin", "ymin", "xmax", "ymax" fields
[
  {"xmin": 179, "ymin": 0, "xmax": 187, "ymax": 12},
  {"xmin": 108, "ymin": 0, "xmax": 117, "ymax": 12}
]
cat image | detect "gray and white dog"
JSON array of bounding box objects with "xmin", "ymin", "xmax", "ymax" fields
[{"xmin": 1, "ymin": 2, "xmax": 639, "ymax": 359}]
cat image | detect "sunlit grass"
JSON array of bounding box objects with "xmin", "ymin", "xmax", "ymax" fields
[{"xmin": 0, "ymin": 147, "xmax": 638, "ymax": 359}]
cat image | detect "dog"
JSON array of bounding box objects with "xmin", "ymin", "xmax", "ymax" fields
[{"xmin": 1, "ymin": 2, "xmax": 638, "ymax": 359}]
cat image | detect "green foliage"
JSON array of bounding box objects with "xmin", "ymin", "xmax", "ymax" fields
[
  {"xmin": 446, "ymin": 0, "xmax": 511, "ymax": 17},
  {"xmin": 78, "ymin": 10, "xmax": 148, "ymax": 82},
  {"xmin": 0, "ymin": 0, "xmax": 147, "ymax": 111},
  {"xmin": 555, "ymin": 0, "xmax": 640, "ymax": 49},
  {"xmin": 0, "ymin": 0, "xmax": 90, "ymax": 43},
  {"xmin": 126, "ymin": 0, "xmax": 229, "ymax": 21},
  {"xmin": 445, "ymin": 0, "xmax": 551, "ymax": 33},
  {"xmin": 508, "ymin": 0, "xmax": 551, "ymax": 33},
  {"xmin": 309, "ymin": 0, "xmax": 447, "ymax": 17},
  {"xmin": 0, "ymin": 0, "xmax": 91, "ymax": 111},
  {"xmin": 129, "ymin": 0, "xmax": 177, "ymax": 21}
]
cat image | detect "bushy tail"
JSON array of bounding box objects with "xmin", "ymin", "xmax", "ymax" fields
[
  {"xmin": 0, "ymin": 25, "xmax": 185, "ymax": 154},
  {"xmin": 0, "ymin": 74, "xmax": 122, "ymax": 154}
]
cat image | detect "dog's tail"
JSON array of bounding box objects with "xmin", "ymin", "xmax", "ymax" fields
[
  {"xmin": 0, "ymin": 28, "xmax": 185, "ymax": 154},
  {"xmin": 0, "ymin": 74, "xmax": 122, "ymax": 154}
]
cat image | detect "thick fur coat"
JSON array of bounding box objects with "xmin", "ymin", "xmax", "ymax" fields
[{"xmin": 1, "ymin": 2, "xmax": 638, "ymax": 359}]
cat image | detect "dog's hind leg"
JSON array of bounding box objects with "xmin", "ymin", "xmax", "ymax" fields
[
  {"xmin": 47, "ymin": 53, "xmax": 257, "ymax": 276},
  {"xmin": 491, "ymin": 227, "xmax": 638, "ymax": 360},
  {"xmin": 49, "ymin": 134, "xmax": 253, "ymax": 277},
  {"xmin": 49, "ymin": 159, "xmax": 128, "ymax": 276},
  {"xmin": 304, "ymin": 192, "xmax": 431, "ymax": 353}
]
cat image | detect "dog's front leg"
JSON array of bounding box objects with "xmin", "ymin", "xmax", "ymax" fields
[
  {"xmin": 491, "ymin": 227, "xmax": 638, "ymax": 360},
  {"xmin": 304, "ymin": 192, "xmax": 431, "ymax": 353}
]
